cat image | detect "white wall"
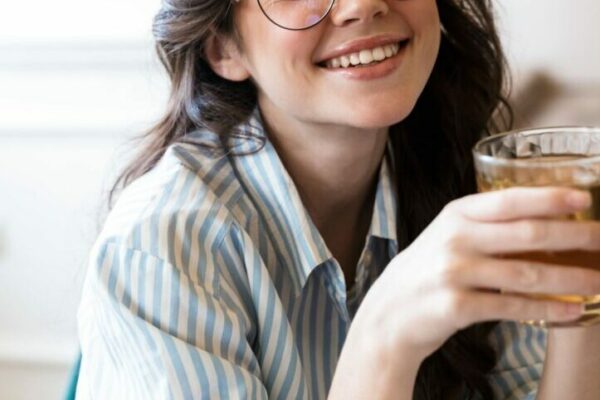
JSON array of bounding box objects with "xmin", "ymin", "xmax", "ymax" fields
[
  {"xmin": 494, "ymin": 0, "xmax": 600, "ymax": 86},
  {"xmin": 0, "ymin": 1, "xmax": 166, "ymax": 399},
  {"xmin": 0, "ymin": 1, "xmax": 599, "ymax": 399},
  {"xmin": 0, "ymin": 0, "xmax": 159, "ymax": 43}
]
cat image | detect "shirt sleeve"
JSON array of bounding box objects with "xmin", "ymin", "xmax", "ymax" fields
[
  {"xmin": 487, "ymin": 321, "xmax": 547, "ymax": 399},
  {"xmin": 76, "ymin": 239, "xmax": 268, "ymax": 399}
]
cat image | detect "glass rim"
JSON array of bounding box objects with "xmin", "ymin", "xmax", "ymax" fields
[{"xmin": 473, "ymin": 126, "xmax": 600, "ymax": 168}]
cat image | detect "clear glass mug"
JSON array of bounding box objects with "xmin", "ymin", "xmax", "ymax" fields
[{"xmin": 473, "ymin": 127, "xmax": 600, "ymax": 328}]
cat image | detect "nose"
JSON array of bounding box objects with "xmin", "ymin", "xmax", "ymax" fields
[{"xmin": 329, "ymin": 0, "xmax": 390, "ymax": 27}]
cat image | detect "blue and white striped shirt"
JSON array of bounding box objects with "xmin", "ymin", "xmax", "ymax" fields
[{"xmin": 76, "ymin": 111, "xmax": 547, "ymax": 399}]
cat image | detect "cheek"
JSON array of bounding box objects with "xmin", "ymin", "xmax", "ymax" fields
[
  {"xmin": 397, "ymin": 0, "xmax": 441, "ymax": 50},
  {"xmin": 244, "ymin": 30, "xmax": 322, "ymax": 104},
  {"xmin": 423, "ymin": 13, "xmax": 442, "ymax": 61},
  {"xmin": 235, "ymin": 7, "xmax": 319, "ymax": 79},
  {"xmin": 260, "ymin": 34, "xmax": 314, "ymax": 81},
  {"xmin": 402, "ymin": 0, "xmax": 442, "ymax": 90}
]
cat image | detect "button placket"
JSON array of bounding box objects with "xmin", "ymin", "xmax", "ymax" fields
[{"xmin": 320, "ymin": 261, "xmax": 350, "ymax": 320}]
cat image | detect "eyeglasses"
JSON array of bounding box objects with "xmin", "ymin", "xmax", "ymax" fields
[{"xmin": 235, "ymin": 0, "xmax": 336, "ymax": 31}]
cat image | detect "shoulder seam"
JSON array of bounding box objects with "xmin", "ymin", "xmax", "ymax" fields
[{"xmin": 101, "ymin": 217, "xmax": 235, "ymax": 301}]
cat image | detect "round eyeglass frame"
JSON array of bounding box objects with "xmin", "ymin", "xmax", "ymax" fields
[{"xmin": 234, "ymin": 0, "xmax": 336, "ymax": 31}]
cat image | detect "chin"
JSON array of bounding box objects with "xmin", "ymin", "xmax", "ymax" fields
[{"xmin": 338, "ymin": 97, "xmax": 418, "ymax": 129}]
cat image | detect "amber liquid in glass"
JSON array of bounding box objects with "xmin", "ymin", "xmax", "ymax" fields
[{"xmin": 477, "ymin": 157, "xmax": 600, "ymax": 327}]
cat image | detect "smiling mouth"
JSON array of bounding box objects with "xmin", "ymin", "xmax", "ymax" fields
[{"xmin": 317, "ymin": 39, "xmax": 410, "ymax": 69}]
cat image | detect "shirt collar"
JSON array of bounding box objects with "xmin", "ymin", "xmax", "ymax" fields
[
  {"xmin": 368, "ymin": 139, "xmax": 398, "ymax": 244},
  {"xmin": 227, "ymin": 110, "xmax": 398, "ymax": 296},
  {"xmin": 227, "ymin": 111, "xmax": 330, "ymax": 296}
]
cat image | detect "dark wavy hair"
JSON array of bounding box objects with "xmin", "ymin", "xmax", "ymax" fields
[{"xmin": 109, "ymin": 0, "xmax": 513, "ymax": 398}]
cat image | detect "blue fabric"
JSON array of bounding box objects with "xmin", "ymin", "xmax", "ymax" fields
[
  {"xmin": 64, "ymin": 352, "xmax": 81, "ymax": 400},
  {"xmin": 75, "ymin": 110, "xmax": 545, "ymax": 398}
]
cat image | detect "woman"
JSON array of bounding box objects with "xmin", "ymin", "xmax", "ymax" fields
[{"xmin": 76, "ymin": 0, "xmax": 600, "ymax": 398}]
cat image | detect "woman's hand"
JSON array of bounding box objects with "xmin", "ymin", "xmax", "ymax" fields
[
  {"xmin": 359, "ymin": 186, "xmax": 600, "ymax": 359},
  {"xmin": 330, "ymin": 187, "xmax": 600, "ymax": 399}
]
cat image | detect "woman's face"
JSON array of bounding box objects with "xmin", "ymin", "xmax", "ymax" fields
[{"xmin": 232, "ymin": 0, "xmax": 441, "ymax": 129}]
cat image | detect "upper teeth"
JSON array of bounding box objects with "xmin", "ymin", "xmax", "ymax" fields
[{"xmin": 325, "ymin": 43, "xmax": 401, "ymax": 68}]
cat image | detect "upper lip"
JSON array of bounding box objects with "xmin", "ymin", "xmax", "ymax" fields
[{"xmin": 315, "ymin": 34, "xmax": 410, "ymax": 64}]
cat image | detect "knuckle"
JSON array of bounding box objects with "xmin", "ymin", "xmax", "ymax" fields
[
  {"xmin": 443, "ymin": 290, "xmax": 469, "ymax": 319},
  {"xmin": 579, "ymin": 224, "xmax": 598, "ymax": 249},
  {"xmin": 495, "ymin": 190, "xmax": 516, "ymax": 212},
  {"xmin": 590, "ymin": 270, "xmax": 600, "ymax": 293},
  {"xmin": 593, "ymin": 224, "xmax": 600, "ymax": 248},
  {"xmin": 518, "ymin": 221, "xmax": 547, "ymax": 245},
  {"xmin": 576, "ymin": 269, "xmax": 600, "ymax": 294},
  {"xmin": 438, "ymin": 255, "xmax": 465, "ymax": 287},
  {"xmin": 442, "ymin": 234, "xmax": 463, "ymax": 254},
  {"xmin": 544, "ymin": 302, "xmax": 566, "ymax": 322},
  {"xmin": 589, "ymin": 277, "xmax": 600, "ymax": 295},
  {"xmin": 443, "ymin": 195, "xmax": 475, "ymax": 218},
  {"xmin": 441, "ymin": 200, "xmax": 463, "ymax": 221},
  {"xmin": 515, "ymin": 262, "xmax": 542, "ymax": 291},
  {"xmin": 441, "ymin": 221, "xmax": 469, "ymax": 253},
  {"xmin": 549, "ymin": 188, "xmax": 569, "ymax": 209},
  {"xmin": 502, "ymin": 297, "xmax": 523, "ymax": 317},
  {"xmin": 442, "ymin": 199, "xmax": 458, "ymax": 215},
  {"xmin": 537, "ymin": 302, "xmax": 552, "ymax": 321},
  {"xmin": 582, "ymin": 278, "xmax": 600, "ymax": 296}
]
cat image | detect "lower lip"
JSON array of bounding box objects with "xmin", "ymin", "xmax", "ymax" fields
[{"xmin": 319, "ymin": 41, "xmax": 409, "ymax": 81}]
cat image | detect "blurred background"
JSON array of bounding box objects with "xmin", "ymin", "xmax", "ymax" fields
[{"xmin": 1, "ymin": 1, "xmax": 599, "ymax": 398}]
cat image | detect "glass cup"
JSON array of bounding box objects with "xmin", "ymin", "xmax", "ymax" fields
[{"xmin": 473, "ymin": 127, "xmax": 600, "ymax": 328}]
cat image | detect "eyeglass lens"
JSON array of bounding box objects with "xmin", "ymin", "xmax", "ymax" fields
[{"xmin": 258, "ymin": 0, "xmax": 334, "ymax": 30}]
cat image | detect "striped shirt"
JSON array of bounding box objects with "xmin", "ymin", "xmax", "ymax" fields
[{"xmin": 76, "ymin": 110, "xmax": 547, "ymax": 399}]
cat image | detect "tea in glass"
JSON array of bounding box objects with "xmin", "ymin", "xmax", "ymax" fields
[{"xmin": 473, "ymin": 127, "xmax": 600, "ymax": 327}]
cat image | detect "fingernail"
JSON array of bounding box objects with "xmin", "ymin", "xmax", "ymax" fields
[{"xmin": 566, "ymin": 191, "xmax": 592, "ymax": 209}]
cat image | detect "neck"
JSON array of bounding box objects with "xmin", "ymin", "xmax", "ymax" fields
[{"xmin": 259, "ymin": 101, "xmax": 388, "ymax": 278}]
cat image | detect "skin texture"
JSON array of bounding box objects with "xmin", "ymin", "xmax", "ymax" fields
[
  {"xmin": 203, "ymin": 1, "xmax": 600, "ymax": 398},
  {"xmin": 538, "ymin": 324, "xmax": 600, "ymax": 399},
  {"xmin": 206, "ymin": 0, "xmax": 441, "ymax": 281},
  {"xmin": 330, "ymin": 187, "xmax": 600, "ymax": 399},
  {"xmin": 229, "ymin": 0, "xmax": 441, "ymax": 129}
]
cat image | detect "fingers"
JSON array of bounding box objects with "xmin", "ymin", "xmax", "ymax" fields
[
  {"xmin": 441, "ymin": 290, "xmax": 584, "ymax": 330},
  {"xmin": 465, "ymin": 219, "xmax": 600, "ymax": 254},
  {"xmin": 450, "ymin": 187, "xmax": 592, "ymax": 223},
  {"xmin": 472, "ymin": 291, "xmax": 584, "ymax": 325},
  {"xmin": 442, "ymin": 256, "xmax": 600, "ymax": 296}
]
